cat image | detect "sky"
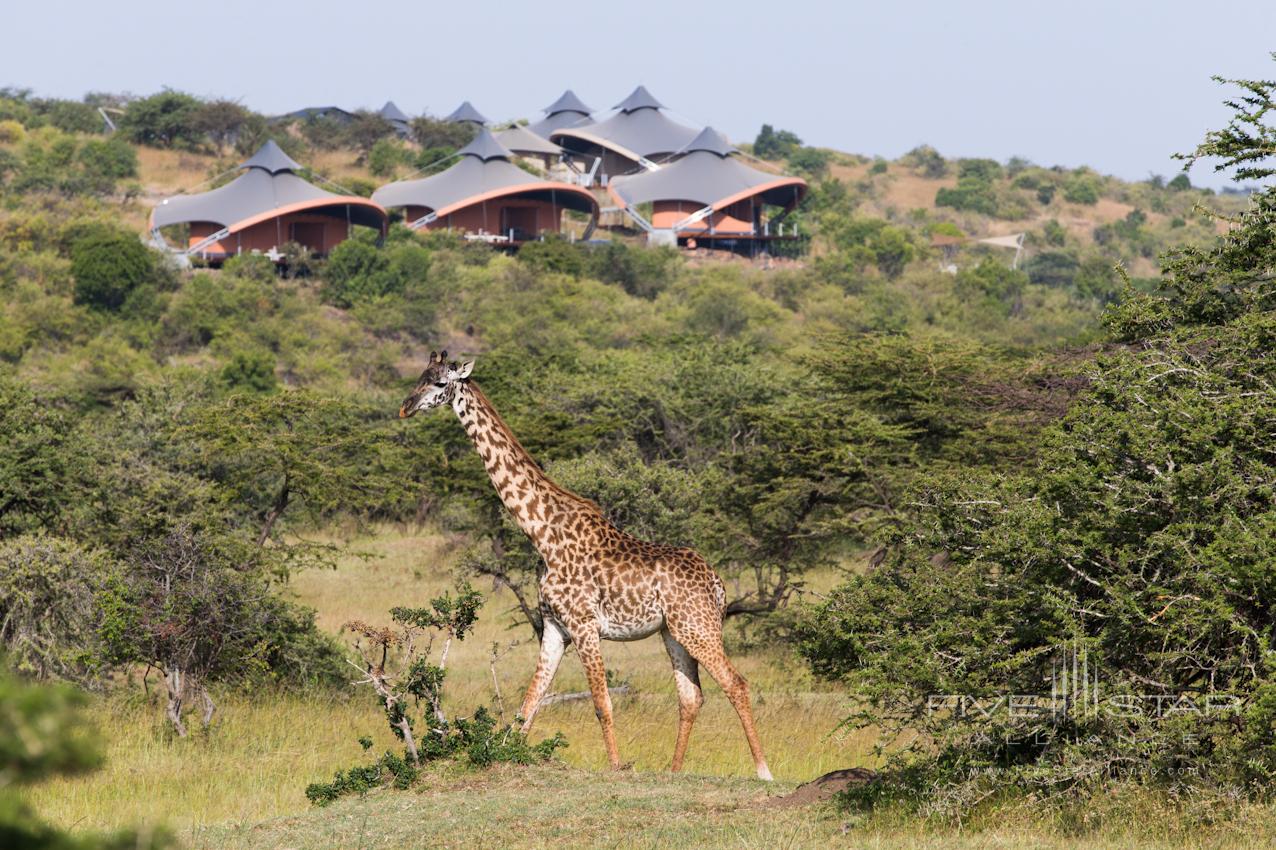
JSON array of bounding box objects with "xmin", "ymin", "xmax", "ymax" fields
[{"xmin": 4, "ymin": 1, "xmax": 1275, "ymax": 187}]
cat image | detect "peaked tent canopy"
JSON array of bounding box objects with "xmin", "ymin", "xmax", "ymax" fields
[
  {"xmin": 372, "ymin": 127, "xmax": 597, "ymax": 239},
  {"xmin": 495, "ymin": 124, "xmax": 563, "ymax": 157},
  {"xmin": 379, "ymin": 101, "xmax": 411, "ymax": 124},
  {"xmin": 613, "ymin": 85, "xmax": 665, "ymax": 113},
  {"xmin": 239, "ymin": 139, "xmax": 303, "ymax": 174},
  {"xmin": 444, "ymin": 101, "xmax": 488, "ymax": 125},
  {"xmin": 550, "ymin": 85, "xmax": 699, "ymax": 176},
  {"xmin": 608, "ymin": 127, "xmax": 806, "ymax": 236},
  {"xmin": 527, "ymin": 89, "xmax": 594, "ymax": 138},
  {"xmin": 150, "ymin": 141, "xmax": 387, "ymax": 257}
]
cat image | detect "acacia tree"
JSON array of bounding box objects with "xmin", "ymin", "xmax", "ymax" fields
[{"xmin": 799, "ymin": 62, "xmax": 1276, "ymax": 815}]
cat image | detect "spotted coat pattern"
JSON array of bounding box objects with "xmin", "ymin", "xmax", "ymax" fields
[{"xmin": 400, "ymin": 353, "xmax": 772, "ymax": 780}]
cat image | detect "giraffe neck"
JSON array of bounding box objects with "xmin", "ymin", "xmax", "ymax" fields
[{"xmin": 452, "ymin": 382, "xmax": 591, "ymax": 551}]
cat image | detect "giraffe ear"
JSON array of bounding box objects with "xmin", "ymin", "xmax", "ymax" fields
[{"xmin": 455, "ymin": 360, "xmax": 474, "ymax": 380}]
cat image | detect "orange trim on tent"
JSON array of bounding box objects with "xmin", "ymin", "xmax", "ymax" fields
[
  {"xmin": 709, "ymin": 177, "xmax": 807, "ymax": 214},
  {"xmin": 148, "ymin": 197, "xmax": 388, "ymax": 234},
  {"xmin": 224, "ymin": 197, "xmax": 387, "ymax": 235},
  {"xmin": 608, "ymin": 177, "xmax": 807, "ymax": 230}
]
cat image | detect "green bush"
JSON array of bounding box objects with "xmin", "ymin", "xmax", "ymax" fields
[
  {"xmin": 954, "ymin": 257, "xmax": 1027, "ymax": 308},
  {"xmin": 1062, "ymin": 171, "xmax": 1101, "ymax": 204},
  {"xmin": 220, "ymin": 347, "xmax": 278, "ymax": 393},
  {"xmin": 583, "ymin": 241, "xmax": 679, "ymax": 299},
  {"xmin": 70, "ymin": 230, "xmax": 156, "ymax": 311},
  {"xmin": 367, "ymin": 137, "xmax": 411, "ymax": 178},
  {"xmin": 935, "ymin": 159, "xmax": 1003, "ymax": 215},
  {"xmin": 118, "ymin": 90, "xmax": 203, "ymax": 149},
  {"xmin": 0, "ymin": 535, "xmax": 118, "ymax": 685},
  {"xmin": 0, "ymin": 664, "xmax": 172, "ymax": 849},
  {"xmin": 902, "ymin": 145, "xmax": 948, "ymax": 178},
  {"xmin": 752, "ymin": 124, "xmax": 802, "ymax": 160},
  {"xmin": 321, "ymin": 237, "xmax": 400, "ymax": 307},
  {"xmin": 787, "ymin": 147, "xmax": 831, "ymax": 179},
  {"xmin": 517, "ymin": 236, "xmax": 585, "ymax": 277},
  {"xmin": 1042, "ymin": 219, "xmax": 1067, "ymax": 246}
]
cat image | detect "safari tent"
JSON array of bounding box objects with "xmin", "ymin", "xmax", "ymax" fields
[
  {"xmin": 526, "ymin": 90, "xmax": 593, "ymax": 139},
  {"xmin": 149, "ymin": 140, "xmax": 388, "ymax": 262},
  {"xmin": 379, "ymin": 101, "xmax": 412, "ymax": 138},
  {"xmin": 494, "ymin": 123, "xmax": 563, "ymax": 168},
  {"xmin": 443, "ymin": 101, "xmax": 488, "ymax": 125},
  {"xmin": 371, "ymin": 127, "xmax": 598, "ymax": 242},
  {"xmin": 607, "ymin": 127, "xmax": 806, "ymax": 247},
  {"xmin": 551, "ymin": 86, "xmax": 699, "ymax": 183}
]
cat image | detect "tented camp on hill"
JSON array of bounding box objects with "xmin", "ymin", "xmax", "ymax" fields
[
  {"xmin": 149, "ymin": 140, "xmax": 388, "ymax": 262},
  {"xmin": 608, "ymin": 127, "xmax": 806, "ymax": 249},
  {"xmin": 526, "ymin": 90, "xmax": 593, "ymax": 139},
  {"xmin": 551, "ymin": 85, "xmax": 699, "ymax": 184},
  {"xmin": 443, "ymin": 101, "xmax": 488, "ymax": 125},
  {"xmin": 371, "ymin": 127, "xmax": 597, "ymax": 242}
]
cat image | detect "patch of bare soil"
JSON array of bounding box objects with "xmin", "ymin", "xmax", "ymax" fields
[{"xmin": 758, "ymin": 767, "xmax": 877, "ymax": 809}]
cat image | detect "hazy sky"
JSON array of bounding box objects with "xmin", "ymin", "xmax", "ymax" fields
[{"xmin": 5, "ymin": 1, "xmax": 1274, "ymax": 187}]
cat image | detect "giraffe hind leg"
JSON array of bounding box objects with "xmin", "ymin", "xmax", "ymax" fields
[
  {"xmin": 667, "ymin": 618, "xmax": 773, "ymax": 781},
  {"xmin": 661, "ymin": 628, "xmax": 703, "ymax": 773},
  {"xmin": 518, "ymin": 618, "xmax": 566, "ymax": 732}
]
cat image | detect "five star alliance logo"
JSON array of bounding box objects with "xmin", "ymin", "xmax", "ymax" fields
[{"xmin": 927, "ymin": 641, "xmax": 1241, "ymax": 724}]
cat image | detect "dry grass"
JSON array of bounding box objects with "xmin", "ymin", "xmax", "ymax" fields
[
  {"xmin": 26, "ymin": 526, "xmax": 1276, "ymax": 848},
  {"xmin": 28, "ymin": 526, "xmax": 871, "ymax": 836}
]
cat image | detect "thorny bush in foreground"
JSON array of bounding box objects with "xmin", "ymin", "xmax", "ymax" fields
[{"xmin": 305, "ymin": 584, "xmax": 566, "ymax": 806}]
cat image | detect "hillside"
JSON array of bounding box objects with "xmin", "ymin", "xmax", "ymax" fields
[{"xmin": 5, "ymin": 82, "xmax": 1276, "ymax": 850}]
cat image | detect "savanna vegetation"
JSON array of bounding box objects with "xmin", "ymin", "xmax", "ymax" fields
[{"xmin": 1, "ymin": 61, "xmax": 1273, "ymax": 849}]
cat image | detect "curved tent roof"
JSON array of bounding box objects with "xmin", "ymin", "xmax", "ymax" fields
[
  {"xmin": 527, "ymin": 90, "xmax": 594, "ymax": 138},
  {"xmin": 150, "ymin": 140, "xmax": 387, "ymax": 233},
  {"xmin": 550, "ymin": 85, "xmax": 698, "ymax": 166},
  {"xmin": 495, "ymin": 124, "xmax": 563, "ymax": 157},
  {"xmin": 372, "ymin": 127, "xmax": 597, "ymax": 224},
  {"xmin": 608, "ymin": 127, "xmax": 807, "ymax": 218},
  {"xmin": 444, "ymin": 101, "xmax": 488, "ymax": 125}
]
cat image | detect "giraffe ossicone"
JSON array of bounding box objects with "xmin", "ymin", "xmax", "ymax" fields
[{"xmin": 399, "ymin": 351, "xmax": 773, "ymax": 781}]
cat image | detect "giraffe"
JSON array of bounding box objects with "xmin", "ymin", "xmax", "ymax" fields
[{"xmin": 399, "ymin": 351, "xmax": 773, "ymax": 781}]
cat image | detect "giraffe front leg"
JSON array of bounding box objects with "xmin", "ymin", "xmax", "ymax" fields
[
  {"xmin": 519, "ymin": 618, "xmax": 566, "ymax": 732},
  {"xmin": 574, "ymin": 625, "xmax": 622, "ymax": 770}
]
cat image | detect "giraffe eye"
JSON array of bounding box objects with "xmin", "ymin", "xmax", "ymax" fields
[{"xmin": 434, "ymin": 381, "xmax": 447, "ymax": 388}]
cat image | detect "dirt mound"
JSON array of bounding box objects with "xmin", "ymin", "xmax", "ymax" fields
[{"xmin": 760, "ymin": 767, "xmax": 877, "ymax": 809}]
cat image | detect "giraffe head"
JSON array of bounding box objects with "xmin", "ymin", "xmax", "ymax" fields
[{"xmin": 399, "ymin": 350, "xmax": 474, "ymax": 418}]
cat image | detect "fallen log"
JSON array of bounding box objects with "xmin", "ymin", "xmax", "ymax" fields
[{"xmin": 538, "ymin": 684, "xmax": 632, "ymax": 708}]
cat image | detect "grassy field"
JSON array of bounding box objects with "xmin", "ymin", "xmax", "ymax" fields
[
  {"xmin": 27, "ymin": 527, "xmax": 870, "ymax": 835},
  {"xmin": 25, "ymin": 526, "xmax": 1276, "ymax": 848}
]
